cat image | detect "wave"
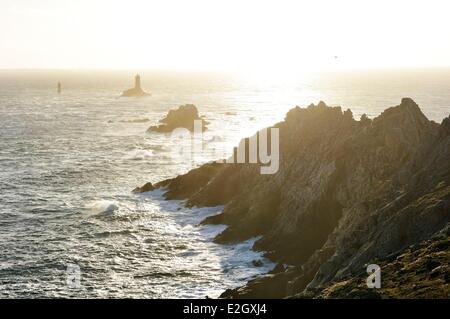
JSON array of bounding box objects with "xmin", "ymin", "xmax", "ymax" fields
[
  {"xmin": 148, "ymin": 145, "xmax": 169, "ymax": 152},
  {"xmin": 123, "ymin": 149, "xmax": 154, "ymax": 160},
  {"xmin": 88, "ymin": 200, "xmax": 119, "ymax": 214},
  {"xmin": 94, "ymin": 229, "xmax": 136, "ymax": 238},
  {"xmin": 120, "ymin": 118, "xmax": 150, "ymax": 123}
]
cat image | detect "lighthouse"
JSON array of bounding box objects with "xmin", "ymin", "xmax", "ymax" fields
[
  {"xmin": 134, "ymin": 74, "xmax": 142, "ymax": 90},
  {"xmin": 121, "ymin": 74, "xmax": 150, "ymax": 97}
]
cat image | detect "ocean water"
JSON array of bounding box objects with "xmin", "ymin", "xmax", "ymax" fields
[{"xmin": 0, "ymin": 69, "xmax": 449, "ymax": 298}]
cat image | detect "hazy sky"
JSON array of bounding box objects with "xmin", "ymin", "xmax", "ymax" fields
[{"xmin": 1, "ymin": 0, "xmax": 450, "ymax": 73}]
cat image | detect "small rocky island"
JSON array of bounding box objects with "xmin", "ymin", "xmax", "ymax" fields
[
  {"xmin": 148, "ymin": 104, "xmax": 208, "ymax": 133},
  {"xmin": 135, "ymin": 98, "xmax": 450, "ymax": 299},
  {"xmin": 121, "ymin": 74, "xmax": 150, "ymax": 97}
]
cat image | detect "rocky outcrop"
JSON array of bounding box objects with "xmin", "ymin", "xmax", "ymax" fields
[
  {"xmin": 132, "ymin": 182, "xmax": 155, "ymax": 194},
  {"xmin": 148, "ymin": 104, "xmax": 208, "ymax": 133},
  {"xmin": 135, "ymin": 98, "xmax": 450, "ymax": 298},
  {"xmin": 154, "ymin": 162, "xmax": 228, "ymax": 204},
  {"xmin": 300, "ymin": 225, "xmax": 450, "ymax": 299}
]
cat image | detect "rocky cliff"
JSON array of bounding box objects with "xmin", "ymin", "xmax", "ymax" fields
[{"xmin": 136, "ymin": 98, "xmax": 450, "ymax": 298}]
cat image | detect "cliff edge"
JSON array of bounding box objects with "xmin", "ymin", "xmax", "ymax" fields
[{"xmin": 135, "ymin": 98, "xmax": 450, "ymax": 298}]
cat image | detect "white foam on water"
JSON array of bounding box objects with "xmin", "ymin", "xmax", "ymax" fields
[
  {"xmin": 88, "ymin": 200, "xmax": 119, "ymax": 214},
  {"xmin": 123, "ymin": 149, "xmax": 154, "ymax": 160},
  {"xmin": 140, "ymin": 190, "xmax": 275, "ymax": 297}
]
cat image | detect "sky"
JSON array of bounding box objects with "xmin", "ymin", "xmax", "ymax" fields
[{"xmin": 1, "ymin": 0, "xmax": 450, "ymax": 73}]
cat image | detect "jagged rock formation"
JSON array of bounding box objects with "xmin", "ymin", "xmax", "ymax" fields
[
  {"xmin": 300, "ymin": 225, "xmax": 450, "ymax": 299},
  {"xmin": 121, "ymin": 74, "xmax": 150, "ymax": 97},
  {"xmin": 132, "ymin": 182, "xmax": 155, "ymax": 194},
  {"xmin": 135, "ymin": 98, "xmax": 450, "ymax": 298},
  {"xmin": 148, "ymin": 104, "xmax": 208, "ymax": 133}
]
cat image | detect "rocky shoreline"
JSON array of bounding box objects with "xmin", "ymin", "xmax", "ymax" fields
[{"xmin": 135, "ymin": 98, "xmax": 450, "ymax": 298}]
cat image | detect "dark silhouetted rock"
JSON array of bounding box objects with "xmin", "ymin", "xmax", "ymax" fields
[
  {"xmin": 360, "ymin": 113, "xmax": 372, "ymax": 126},
  {"xmin": 252, "ymin": 260, "xmax": 264, "ymax": 267},
  {"xmin": 148, "ymin": 104, "xmax": 208, "ymax": 133},
  {"xmin": 132, "ymin": 182, "xmax": 155, "ymax": 194},
  {"xmin": 269, "ymin": 262, "xmax": 286, "ymax": 274}
]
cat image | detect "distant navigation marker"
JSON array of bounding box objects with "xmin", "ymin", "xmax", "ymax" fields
[{"xmin": 57, "ymin": 82, "xmax": 62, "ymax": 94}]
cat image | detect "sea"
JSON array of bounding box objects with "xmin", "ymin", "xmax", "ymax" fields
[{"xmin": 0, "ymin": 69, "xmax": 449, "ymax": 298}]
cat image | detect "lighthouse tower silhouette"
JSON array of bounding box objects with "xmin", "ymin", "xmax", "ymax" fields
[
  {"xmin": 134, "ymin": 74, "xmax": 141, "ymax": 90},
  {"xmin": 121, "ymin": 73, "xmax": 149, "ymax": 97}
]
